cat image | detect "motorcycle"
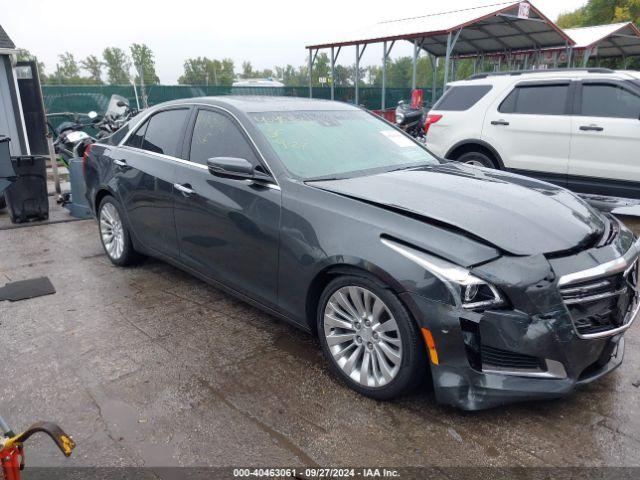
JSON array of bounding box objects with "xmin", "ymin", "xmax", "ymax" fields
[
  {"xmin": 47, "ymin": 111, "xmax": 100, "ymax": 167},
  {"xmin": 94, "ymin": 95, "xmax": 139, "ymax": 139},
  {"xmin": 395, "ymin": 101, "xmax": 425, "ymax": 140},
  {"xmin": 394, "ymin": 89, "xmax": 427, "ymax": 142}
]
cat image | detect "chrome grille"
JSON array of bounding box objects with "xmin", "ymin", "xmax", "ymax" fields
[{"xmin": 560, "ymin": 258, "xmax": 639, "ymax": 339}]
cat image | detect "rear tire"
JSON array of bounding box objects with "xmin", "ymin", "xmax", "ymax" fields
[
  {"xmin": 457, "ymin": 150, "xmax": 496, "ymax": 168},
  {"xmin": 317, "ymin": 274, "xmax": 427, "ymax": 400},
  {"xmin": 0, "ymin": 195, "xmax": 5, "ymax": 210},
  {"xmin": 97, "ymin": 195, "xmax": 141, "ymax": 266}
]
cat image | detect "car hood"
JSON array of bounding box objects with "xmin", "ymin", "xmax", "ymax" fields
[{"xmin": 309, "ymin": 163, "xmax": 605, "ymax": 256}]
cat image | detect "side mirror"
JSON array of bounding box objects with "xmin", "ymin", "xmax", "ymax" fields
[
  {"xmin": 88, "ymin": 111, "xmax": 98, "ymax": 119},
  {"xmin": 116, "ymin": 100, "xmax": 127, "ymax": 107},
  {"xmin": 207, "ymin": 157, "xmax": 272, "ymax": 182}
]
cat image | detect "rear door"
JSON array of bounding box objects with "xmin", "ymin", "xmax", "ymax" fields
[
  {"xmin": 172, "ymin": 107, "xmax": 281, "ymax": 307},
  {"xmin": 117, "ymin": 107, "xmax": 190, "ymax": 259},
  {"xmin": 482, "ymin": 81, "xmax": 573, "ymax": 182},
  {"xmin": 568, "ymin": 80, "xmax": 640, "ymax": 198}
]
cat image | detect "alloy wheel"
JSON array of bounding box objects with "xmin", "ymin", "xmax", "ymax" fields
[
  {"xmin": 100, "ymin": 202, "xmax": 125, "ymax": 260},
  {"xmin": 323, "ymin": 286, "xmax": 403, "ymax": 388}
]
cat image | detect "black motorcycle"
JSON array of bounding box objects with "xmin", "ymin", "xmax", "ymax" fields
[
  {"xmin": 94, "ymin": 95, "xmax": 138, "ymax": 138},
  {"xmin": 394, "ymin": 100, "xmax": 426, "ymax": 141},
  {"xmin": 47, "ymin": 111, "xmax": 100, "ymax": 166}
]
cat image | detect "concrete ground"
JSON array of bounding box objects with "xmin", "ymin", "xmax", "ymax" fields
[{"xmin": 0, "ymin": 211, "xmax": 639, "ymax": 471}]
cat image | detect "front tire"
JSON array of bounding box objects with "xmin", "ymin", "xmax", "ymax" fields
[
  {"xmin": 457, "ymin": 150, "xmax": 496, "ymax": 168},
  {"xmin": 317, "ymin": 275, "xmax": 427, "ymax": 400},
  {"xmin": 98, "ymin": 196, "xmax": 141, "ymax": 266}
]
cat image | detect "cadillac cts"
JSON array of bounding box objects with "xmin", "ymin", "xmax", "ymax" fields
[{"xmin": 84, "ymin": 97, "xmax": 639, "ymax": 410}]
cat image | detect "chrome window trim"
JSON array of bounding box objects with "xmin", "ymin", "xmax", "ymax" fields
[
  {"xmin": 117, "ymin": 102, "xmax": 280, "ymax": 189},
  {"xmin": 118, "ymin": 145, "xmax": 281, "ymax": 191}
]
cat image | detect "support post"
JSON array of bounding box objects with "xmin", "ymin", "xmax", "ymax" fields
[
  {"xmin": 330, "ymin": 47, "xmax": 335, "ymax": 101},
  {"xmin": 308, "ymin": 49, "xmax": 313, "ymax": 98},
  {"xmin": 381, "ymin": 41, "xmax": 394, "ymax": 110},
  {"xmin": 355, "ymin": 44, "xmax": 360, "ymax": 106},
  {"xmin": 382, "ymin": 41, "xmax": 387, "ymax": 110},
  {"xmin": 443, "ymin": 33, "xmax": 452, "ymax": 88},
  {"xmin": 429, "ymin": 54, "xmax": 437, "ymax": 105},
  {"xmin": 412, "ymin": 39, "xmax": 418, "ymax": 91},
  {"xmin": 582, "ymin": 47, "xmax": 592, "ymax": 67},
  {"xmin": 443, "ymin": 29, "xmax": 462, "ymax": 89}
]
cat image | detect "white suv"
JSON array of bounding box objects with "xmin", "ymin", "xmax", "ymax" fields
[{"xmin": 425, "ymin": 68, "xmax": 640, "ymax": 199}]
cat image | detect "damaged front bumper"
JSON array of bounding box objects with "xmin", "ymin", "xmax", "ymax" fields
[{"xmin": 400, "ymin": 237, "xmax": 640, "ymax": 411}]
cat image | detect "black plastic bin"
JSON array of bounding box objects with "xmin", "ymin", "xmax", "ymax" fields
[
  {"xmin": 0, "ymin": 137, "xmax": 15, "ymax": 209},
  {"xmin": 4, "ymin": 155, "xmax": 49, "ymax": 223}
]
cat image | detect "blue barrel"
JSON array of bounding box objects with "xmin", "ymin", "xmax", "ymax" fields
[{"xmin": 64, "ymin": 157, "xmax": 92, "ymax": 219}]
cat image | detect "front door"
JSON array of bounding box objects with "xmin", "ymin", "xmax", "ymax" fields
[
  {"xmin": 568, "ymin": 80, "xmax": 640, "ymax": 198},
  {"xmin": 483, "ymin": 81, "xmax": 572, "ymax": 182},
  {"xmin": 172, "ymin": 107, "xmax": 281, "ymax": 307},
  {"xmin": 117, "ymin": 107, "xmax": 190, "ymax": 258}
]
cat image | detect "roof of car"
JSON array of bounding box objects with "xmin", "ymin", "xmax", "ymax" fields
[
  {"xmin": 160, "ymin": 96, "xmax": 360, "ymax": 113},
  {"xmin": 448, "ymin": 68, "xmax": 636, "ymax": 86}
]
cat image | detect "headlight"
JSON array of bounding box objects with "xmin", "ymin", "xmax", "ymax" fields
[
  {"xmin": 395, "ymin": 113, "xmax": 405, "ymax": 124},
  {"xmin": 381, "ymin": 238, "xmax": 505, "ymax": 309}
]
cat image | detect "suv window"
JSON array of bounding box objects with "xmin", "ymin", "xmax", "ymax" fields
[
  {"xmin": 433, "ymin": 85, "xmax": 492, "ymax": 111},
  {"xmin": 189, "ymin": 109, "xmax": 258, "ymax": 165},
  {"xmin": 138, "ymin": 109, "xmax": 189, "ymax": 157},
  {"xmin": 581, "ymin": 83, "xmax": 640, "ymax": 119},
  {"xmin": 499, "ymin": 84, "xmax": 569, "ymax": 115}
]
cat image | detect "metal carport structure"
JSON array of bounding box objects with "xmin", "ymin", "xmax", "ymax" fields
[
  {"xmin": 305, "ymin": 1, "xmax": 574, "ymax": 109},
  {"xmin": 564, "ymin": 22, "xmax": 640, "ymax": 67}
]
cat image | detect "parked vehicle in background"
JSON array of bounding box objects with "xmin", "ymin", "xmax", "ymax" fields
[
  {"xmin": 94, "ymin": 95, "xmax": 139, "ymax": 139},
  {"xmin": 47, "ymin": 111, "xmax": 99, "ymax": 166},
  {"xmin": 424, "ymin": 68, "xmax": 640, "ymax": 200},
  {"xmin": 84, "ymin": 97, "xmax": 638, "ymax": 410},
  {"xmin": 395, "ymin": 90, "xmax": 426, "ymax": 141}
]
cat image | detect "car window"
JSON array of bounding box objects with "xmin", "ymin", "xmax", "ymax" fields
[
  {"xmin": 140, "ymin": 109, "xmax": 189, "ymax": 157},
  {"xmin": 581, "ymin": 83, "xmax": 640, "ymax": 119},
  {"xmin": 433, "ymin": 85, "xmax": 492, "ymax": 111},
  {"xmin": 124, "ymin": 121, "xmax": 148, "ymax": 149},
  {"xmin": 189, "ymin": 109, "xmax": 258, "ymax": 166},
  {"xmin": 499, "ymin": 84, "xmax": 569, "ymax": 115},
  {"xmin": 249, "ymin": 110, "xmax": 438, "ymax": 180}
]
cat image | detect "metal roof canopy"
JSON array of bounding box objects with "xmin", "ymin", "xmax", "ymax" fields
[
  {"xmin": 305, "ymin": 1, "xmax": 574, "ymax": 108},
  {"xmin": 565, "ymin": 22, "xmax": 640, "ymax": 66},
  {"xmin": 307, "ymin": 1, "xmax": 572, "ymax": 56}
]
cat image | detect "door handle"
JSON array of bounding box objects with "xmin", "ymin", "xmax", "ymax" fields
[
  {"xmin": 491, "ymin": 120, "xmax": 510, "ymax": 126},
  {"xmin": 113, "ymin": 159, "xmax": 128, "ymax": 167},
  {"xmin": 174, "ymin": 183, "xmax": 195, "ymax": 196},
  {"xmin": 579, "ymin": 125, "xmax": 604, "ymax": 132}
]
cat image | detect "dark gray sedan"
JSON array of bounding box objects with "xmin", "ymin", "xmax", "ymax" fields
[{"xmin": 84, "ymin": 96, "xmax": 638, "ymax": 410}]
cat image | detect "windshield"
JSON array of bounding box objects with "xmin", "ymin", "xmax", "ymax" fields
[
  {"xmin": 249, "ymin": 110, "xmax": 438, "ymax": 180},
  {"xmin": 106, "ymin": 95, "xmax": 129, "ymax": 117}
]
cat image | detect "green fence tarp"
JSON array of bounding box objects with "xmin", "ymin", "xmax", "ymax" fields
[{"xmin": 42, "ymin": 85, "xmax": 441, "ymax": 128}]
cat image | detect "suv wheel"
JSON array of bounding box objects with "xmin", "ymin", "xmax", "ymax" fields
[
  {"xmin": 457, "ymin": 151, "xmax": 496, "ymax": 168},
  {"xmin": 317, "ymin": 275, "xmax": 427, "ymax": 400}
]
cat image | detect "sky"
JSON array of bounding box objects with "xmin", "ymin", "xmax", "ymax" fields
[{"xmin": 2, "ymin": 0, "xmax": 587, "ymax": 83}]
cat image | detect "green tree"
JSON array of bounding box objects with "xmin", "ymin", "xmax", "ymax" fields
[
  {"xmin": 103, "ymin": 47, "xmax": 131, "ymax": 84},
  {"xmin": 52, "ymin": 52, "xmax": 83, "ymax": 84},
  {"xmin": 80, "ymin": 55, "xmax": 104, "ymax": 84},
  {"xmin": 241, "ymin": 61, "xmax": 253, "ymax": 78},
  {"xmin": 178, "ymin": 57, "xmax": 235, "ymax": 85},
  {"xmin": 130, "ymin": 43, "xmax": 159, "ymax": 85}
]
